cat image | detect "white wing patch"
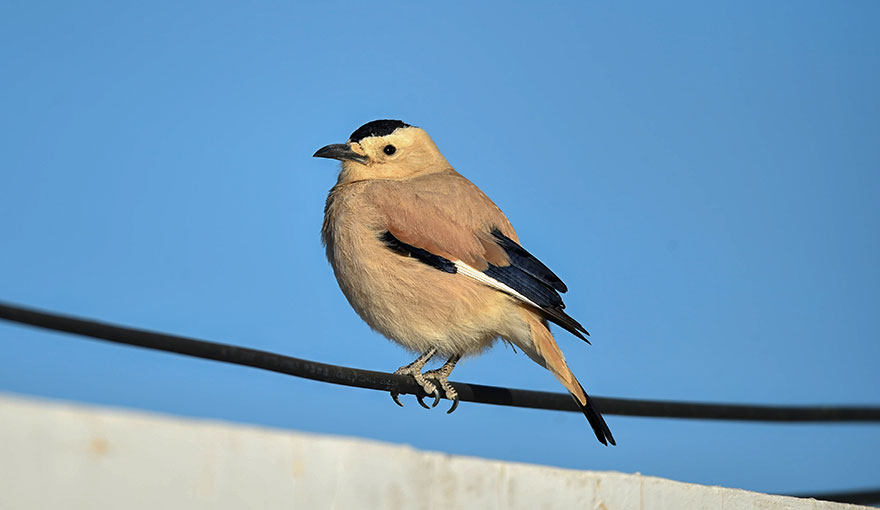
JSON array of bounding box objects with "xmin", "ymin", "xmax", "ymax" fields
[{"xmin": 454, "ymin": 260, "xmax": 541, "ymax": 309}]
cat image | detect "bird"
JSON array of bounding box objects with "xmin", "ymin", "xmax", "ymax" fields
[{"xmin": 314, "ymin": 119, "xmax": 615, "ymax": 445}]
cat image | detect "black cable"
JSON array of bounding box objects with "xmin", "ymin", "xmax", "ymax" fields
[
  {"xmin": 1, "ymin": 301, "xmax": 880, "ymax": 422},
  {"xmin": 790, "ymin": 488, "xmax": 880, "ymax": 506}
]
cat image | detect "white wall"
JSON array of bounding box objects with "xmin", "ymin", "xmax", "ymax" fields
[{"xmin": 0, "ymin": 393, "xmax": 866, "ymax": 510}]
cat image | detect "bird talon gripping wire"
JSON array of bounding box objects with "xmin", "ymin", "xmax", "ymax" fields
[{"xmin": 416, "ymin": 389, "xmax": 440, "ymax": 409}]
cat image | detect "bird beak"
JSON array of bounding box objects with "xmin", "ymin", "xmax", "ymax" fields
[{"xmin": 313, "ymin": 143, "xmax": 368, "ymax": 164}]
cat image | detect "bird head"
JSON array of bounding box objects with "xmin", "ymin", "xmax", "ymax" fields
[{"xmin": 313, "ymin": 120, "xmax": 451, "ymax": 183}]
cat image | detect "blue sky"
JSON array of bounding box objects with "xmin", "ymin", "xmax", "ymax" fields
[{"xmin": 1, "ymin": 0, "xmax": 878, "ymax": 497}]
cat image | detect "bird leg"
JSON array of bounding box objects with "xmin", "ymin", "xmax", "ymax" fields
[
  {"xmin": 423, "ymin": 355, "xmax": 461, "ymax": 414},
  {"xmin": 390, "ymin": 347, "xmax": 440, "ymax": 409}
]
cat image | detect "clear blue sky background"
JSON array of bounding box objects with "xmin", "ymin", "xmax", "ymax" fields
[{"xmin": 1, "ymin": 0, "xmax": 878, "ymax": 497}]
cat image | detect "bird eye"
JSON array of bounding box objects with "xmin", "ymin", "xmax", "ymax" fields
[{"xmin": 383, "ymin": 144, "xmax": 397, "ymax": 155}]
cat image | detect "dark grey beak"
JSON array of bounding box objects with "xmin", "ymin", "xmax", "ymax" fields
[{"xmin": 313, "ymin": 143, "xmax": 368, "ymax": 164}]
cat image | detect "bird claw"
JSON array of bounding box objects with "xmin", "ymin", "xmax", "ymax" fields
[
  {"xmin": 424, "ymin": 366, "xmax": 460, "ymax": 414},
  {"xmin": 392, "ymin": 387, "xmax": 439, "ymax": 409},
  {"xmin": 391, "ymin": 360, "xmax": 439, "ymax": 409},
  {"xmin": 390, "ymin": 349, "xmax": 441, "ymax": 409},
  {"xmin": 416, "ymin": 388, "xmax": 440, "ymax": 409},
  {"xmin": 389, "ymin": 350, "xmax": 455, "ymax": 412}
]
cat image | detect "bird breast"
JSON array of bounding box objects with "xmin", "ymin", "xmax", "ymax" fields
[{"xmin": 321, "ymin": 182, "xmax": 512, "ymax": 356}]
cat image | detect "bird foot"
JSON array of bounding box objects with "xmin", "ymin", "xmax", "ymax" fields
[
  {"xmin": 390, "ymin": 364, "xmax": 440, "ymax": 409},
  {"xmin": 424, "ymin": 368, "xmax": 459, "ymax": 414}
]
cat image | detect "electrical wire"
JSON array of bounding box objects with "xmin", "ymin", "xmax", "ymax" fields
[{"xmin": 2, "ymin": 301, "xmax": 879, "ymax": 422}]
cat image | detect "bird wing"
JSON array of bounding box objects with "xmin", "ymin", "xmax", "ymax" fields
[{"xmin": 371, "ymin": 170, "xmax": 590, "ymax": 340}]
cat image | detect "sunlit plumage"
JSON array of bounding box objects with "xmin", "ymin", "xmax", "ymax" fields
[{"xmin": 314, "ymin": 120, "xmax": 614, "ymax": 445}]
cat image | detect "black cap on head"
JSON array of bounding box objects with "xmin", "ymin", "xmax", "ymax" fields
[{"xmin": 348, "ymin": 119, "xmax": 412, "ymax": 143}]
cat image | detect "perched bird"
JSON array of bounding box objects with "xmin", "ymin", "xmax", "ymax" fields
[{"xmin": 314, "ymin": 120, "xmax": 614, "ymax": 445}]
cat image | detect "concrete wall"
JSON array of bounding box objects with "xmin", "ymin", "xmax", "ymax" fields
[{"xmin": 0, "ymin": 393, "xmax": 866, "ymax": 510}]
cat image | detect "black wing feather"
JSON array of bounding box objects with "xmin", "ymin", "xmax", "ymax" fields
[
  {"xmin": 491, "ymin": 229, "xmax": 568, "ymax": 292},
  {"xmin": 486, "ymin": 229, "xmax": 590, "ymax": 341},
  {"xmin": 379, "ymin": 228, "xmax": 589, "ymax": 341},
  {"xmin": 380, "ymin": 231, "xmax": 457, "ymax": 274}
]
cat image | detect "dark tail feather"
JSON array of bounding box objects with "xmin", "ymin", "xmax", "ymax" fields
[
  {"xmin": 574, "ymin": 382, "xmax": 615, "ymax": 446},
  {"xmin": 542, "ymin": 307, "xmax": 591, "ymax": 344}
]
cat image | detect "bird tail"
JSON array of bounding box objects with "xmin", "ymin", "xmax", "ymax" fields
[{"xmin": 522, "ymin": 310, "xmax": 616, "ymax": 446}]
